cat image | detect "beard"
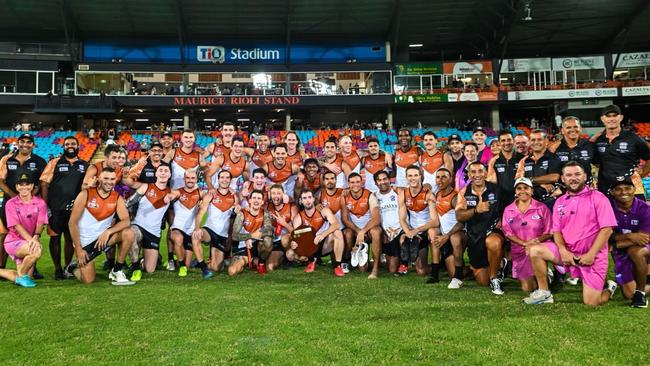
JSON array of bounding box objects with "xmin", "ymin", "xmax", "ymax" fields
[
  {"xmin": 64, "ymin": 148, "xmax": 79, "ymax": 158},
  {"xmin": 566, "ymin": 181, "xmax": 586, "ymax": 193}
]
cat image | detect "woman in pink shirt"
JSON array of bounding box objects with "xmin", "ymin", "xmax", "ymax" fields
[
  {"xmin": 0, "ymin": 174, "xmax": 47, "ymax": 288},
  {"xmin": 501, "ymin": 177, "xmax": 557, "ymax": 296}
]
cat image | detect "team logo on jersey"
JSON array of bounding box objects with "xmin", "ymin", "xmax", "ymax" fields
[
  {"xmin": 346, "ymin": 203, "xmax": 353, "ymax": 210},
  {"xmin": 29, "ymin": 162, "xmax": 36, "ymax": 169},
  {"xmin": 59, "ymin": 166, "xmax": 69, "ymax": 172},
  {"xmin": 175, "ymin": 155, "xmax": 184, "ymax": 162},
  {"xmin": 405, "ymin": 198, "xmax": 413, "ymax": 206},
  {"xmin": 147, "ymin": 189, "xmax": 156, "ymax": 197},
  {"xmin": 180, "ymin": 194, "xmax": 188, "ymax": 202},
  {"xmin": 631, "ymin": 219, "xmax": 639, "ymax": 225},
  {"xmin": 87, "ymin": 198, "xmax": 98, "ymax": 209},
  {"xmin": 581, "ymin": 150, "xmax": 589, "ymax": 157},
  {"xmin": 531, "ymin": 214, "xmax": 541, "ymax": 220}
]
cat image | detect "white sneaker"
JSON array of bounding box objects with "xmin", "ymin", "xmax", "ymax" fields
[
  {"xmin": 605, "ymin": 280, "xmax": 618, "ymax": 299},
  {"xmin": 566, "ymin": 276, "xmax": 579, "ymax": 286},
  {"xmin": 380, "ymin": 253, "xmax": 387, "ymax": 265},
  {"xmin": 341, "ymin": 263, "xmax": 350, "ymax": 274},
  {"xmin": 166, "ymin": 260, "xmax": 176, "ymax": 271},
  {"xmin": 350, "ymin": 246, "xmax": 360, "ymax": 267},
  {"xmin": 523, "ymin": 289, "xmax": 554, "ymax": 304},
  {"xmin": 109, "ymin": 270, "xmax": 135, "ymax": 286},
  {"xmin": 357, "ymin": 243, "xmax": 369, "ymax": 267},
  {"xmin": 490, "ymin": 278, "xmax": 504, "ymax": 295},
  {"xmin": 448, "ymin": 278, "xmax": 463, "ymax": 289}
]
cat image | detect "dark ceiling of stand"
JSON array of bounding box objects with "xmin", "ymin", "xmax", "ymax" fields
[{"xmin": 0, "ymin": 0, "xmax": 648, "ymax": 60}]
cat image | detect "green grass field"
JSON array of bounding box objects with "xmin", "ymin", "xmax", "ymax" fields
[{"xmin": 0, "ymin": 232, "xmax": 645, "ymax": 366}]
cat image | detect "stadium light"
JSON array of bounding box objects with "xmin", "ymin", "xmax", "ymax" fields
[{"xmin": 409, "ymin": 44, "xmax": 423, "ymax": 48}]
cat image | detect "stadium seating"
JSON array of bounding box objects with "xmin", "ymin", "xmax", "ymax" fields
[{"xmin": 0, "ymin": 130, "xmax": 98, "ymax": 161}]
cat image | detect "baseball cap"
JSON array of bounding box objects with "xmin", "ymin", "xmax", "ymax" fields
[
  {"xmin": 150, "ymin": 141, "xmax": 163, "ymax": 150},
  {"xmin": 161, "ymin": 131, "xmax": 173, "ymax": 138},
  {"xmin": 447, "ymin": 134, "xmax": 462, "ymax": 144},
  {"xmin": 513, "ymin": 177, "xmax": 533, "ymax": 188},
  {"xmin": 611, "ymin": 177, "xmax": 634, "ymax": 188},
  {"xmin": 601, "ymin": 104, "xmax": 621, "ymax": 116},
  {"xmin": 16, "ymin": 173, "xmax": 32, "ymax": 185},
  {"xmin": 18, "ymin": 133, "xmax": 34, "ymax": 142},
  {"xmin": 473, "ymin": 126, "xmax": 486, "ymax": 135}
]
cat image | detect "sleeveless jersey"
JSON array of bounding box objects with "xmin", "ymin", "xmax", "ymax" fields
[
  {"xmin": 342, "ymin": 151, "xmax": 362, "ymax": 174},
  {"xmin": 215, "ymin": 152, "xmax": 246, "ymax": 191},
  {"xmin": 375, "ymin": 189, "xmax": 400, "ymax": 232},
  {"xmin": 302, "ymin": 174, "xmax": 321, "ymax": 193},
  {"xmin": 267, "ymin": 202, "xmax": 293, "ymax": 241},
  {"xmin": 250, "ymin": 149, "xmax": 273, "ymax": 176},
  {"xmin": 78, "ymin": 188, "xmax": 120, "ymax": 246},
  {"xmin": 344, "ymin": 189, "xmax": 372, "ymax": 228},
  {"xmin": 394, "ymin": 146, "xmax": 420, "ymax": 187},
  {"xmin": 320, "ymin": 188, "xmax": 343, "ymax": 229},
  {"xmin": 236, "ymin": 209, "xmax": 265, "ymax": 249},
  {"xmin": 171, "ymin": 188, "xmax": 201, "ymax": 234},
  {"xmin": 133, "ymin": 183, "xmax": 171, "ymax": 237},
  {"xmin": 362, "ymin": 152, "xmax": 388, "ymax": 192},
  {"xmin": 267, "ymin": 161, "xmax": 295, "ymax": 197},
  {"xmin": 405, "ymin": 186, "xmax": 431, "ymax": 229},
  {"xmin": 286, "ymin": 150, "xmax": 304, "ymax": 167},
  {"xmin": 171, "ymin": 148, "xmax": 200, "ymax": 189},
  {"xmin": 435, "ymin": 189, "xmax": 458, "ymax": 235},
  {"xmin": 205, "ymin": 190, "xmax": 236, "ymax": 237},
  {"xmin": 420, "ymin": 150, "xmax": 445, "ymax": 193},
  {"xmin": 299, "ymin": 209, "xmax": 329, "ymax": 236},
  {"xmin": 325, "ymin": 154, "xmax": 348, "ymax": 189},
  {"xmin": 94, "ymin": 161, "xmax": 123, "ymax": 184}
]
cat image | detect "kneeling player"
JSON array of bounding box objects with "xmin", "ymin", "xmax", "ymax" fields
[
  {"xmin": 191, "ymin": 170, "xmax": 238, "ymax": 278},
  {"xmin": 68, "ymin": 167, "xmax": 133, "ymax": 285},
  {"xmin": 341, "ymin": 173, "xmax": 382, "ymax": 279},
  {"xmin": 290, "ymin": 189, "xmax": 345, "ymax": 276},
  {"xmin": 169, "ymin": 169, "xmax": 204, "ymax": 277},
  {"xmin": 267, "ymin": 184, "xmax": 298, "ymax": 271},
  {"xmin": 373, "ymin": 170, "xmax": 401, "ymax": 274},
  {"xmin": 229, "ymin": 190, "xmax": 273, "ymax": 276},
  {"xmin": 122, "ymin": 164, "xmax": 179, "ymax": 281}
]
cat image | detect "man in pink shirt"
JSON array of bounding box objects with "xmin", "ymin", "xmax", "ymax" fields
[
  {"xmin": 528, "ymin": 161, "xmax": 618, "ymax": 306},
  {"xmin": 0, "ymin": 174, "xmax": 47, "ymax": 288}
]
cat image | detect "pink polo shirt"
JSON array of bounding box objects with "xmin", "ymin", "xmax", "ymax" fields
[
  {"xmin": 4, "ymin": 195, "xmax": 48, "ymax": 243},
  {"xmin": 551, "ymin": 186, "xmax": 616, "ymax": 255},
  {"xmin": 502, "ymin": 198, "xmax": 552, "ymax": 242}
]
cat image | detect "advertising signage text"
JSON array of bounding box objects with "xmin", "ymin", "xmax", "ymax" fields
[{"xmin": 173, "ymin": 96, "xmax": 301, "ymax": 106}]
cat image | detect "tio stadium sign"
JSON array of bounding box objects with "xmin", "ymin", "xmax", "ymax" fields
[{"xmin": 197, "ymin": 46, "xmax": 282, "ymax": 63}]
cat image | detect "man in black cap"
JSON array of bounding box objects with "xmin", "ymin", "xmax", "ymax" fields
[
  {"xmin": 0, "ymin": 133, "xmax": 47, "ymax": 272},
  {"xmin": 444, "ymin": 134, "xmax": 465, "ymax": 176},
  {"xmin": 124, "ymin": 141, "xmax": 166, "ymax": 185},
  {"xmin": 159, "ymin": 131, "xmax": 175, "ymax": 157},
  {"xmin": 40, "ymin": 136, "xmax": 88, "ymax": 280},
  {"xmin": 593, "ymin": 104, "xmax": 650, "ymax": 194}
]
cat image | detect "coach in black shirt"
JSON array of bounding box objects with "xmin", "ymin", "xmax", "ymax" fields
[
  {"xmin": 515, "ymin": 129, "xmax": 561, "ymax": 207},
  {"xmin": 550, "ymin": 116, "xmax": 595, "ymax": 184},
  {"xmin": 40, "ymin": 136, "xmax": 88, "ymax": 279},
  {"xmin": 487, "ymin": 130, "xmax": 523, "ymax": 213},
  {"xmin": 593, "ymin": 104, "xmax": 650, "ymax": 193},
  {"xmin": 0, "ymin": 133, "xmax": 47, "ymax": 269}
]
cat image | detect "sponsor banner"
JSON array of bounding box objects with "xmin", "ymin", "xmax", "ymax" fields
[
  {"xmin": 613, "ymin": 52, "xmax": 650, "ymax": 68},
  {"xmin": 507, "ymin": 88, "xmax": 617, "ymax": 101},
  {"xmin": 622, "ymin": 86, "xmax": 650, "ymax": 97},
  {"xmin": 394, "ymin": 63, "xmax": 443, "ymax": 75},
  {"xmin": 499, "ymin": 58, "xmax": 551, "ymax": 73},
  {"xmin": 552, "ymin": 56, "xmax": 605, "ymax": 70},
  {"xmin": 443, "ymin": 60, "xmax": 492, "ymax": 75},
  {"xmin": 447, "ymin": 92, "xmax": 498, "ymax": 102},
  {"xmin": 394, "ymin": 94, "xmax": 448, "ymax": 103}
]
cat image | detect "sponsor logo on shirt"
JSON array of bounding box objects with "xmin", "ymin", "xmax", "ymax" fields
[
  {"xmin": 631, "ymin": 219, "xmax": 639, "ymax": 226},
  {"xmin": 531, "ymin": 214, "xmax": 541, "ymax": 220}
]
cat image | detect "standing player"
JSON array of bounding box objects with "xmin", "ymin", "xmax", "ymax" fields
[
  {"xmin": 373, "ymin": 170, "xmax": 401, "ymax": 274},
  {"xmin": 40, "ymin": 136, "xmax": 88, "ymax": 280},
  {"xmin": 397, "ymin": 165, "xmax": 438, "ymax": 276},
  {"xmin": 204, "ymin": 122, "xmax": 236, "ymax": 159},
  {"xmin": 169, "ymin": 169, "xmax": 204, "ymax": 277},
  {"xmin": 122, "ymin": 164, "xmax": 179, "ymax": 280},
  {"xmin": 456, "ymin": 162, "xmax": 505, "ymax": 295},
  {"xmin": 341, "ymin": 173, "xmax": 382, "ymax": 279},
  {"xmin": 0, "ymin": 133, "xmax": 47, "ymax": 274},
  {"xmin": 240, "ymin": 168, "xmax": 269, "ymax": 207},
  {"xmin": 420, "ymin": 131, "xmax": 453, "ymax": 193},
  {"xmin": 229, "ymin": 190, "xmax": 273, "ymax": 276},
  {"xmin": 192, "ymin": 170, "xmax": 237, "ymax": 277},
  {"xmin": 609, "ymin": 179, "xmax": 649, "ymax": 307},
  {"xmin": 429, "ymin": 168, "xmax": 466, "ymax": 288},
  {"xmin": 81, "ymin": 144, "xmax": 123, "ymax": 189},
  {"xmin": 207, "ymin": 136, "xmax": 249, "ymax": 192},
  {"xmin": 0, "ymin": 174, "xmax": 46, "ymax": 287},
  {"xmin": 393, "ymin": 129, "xmax": 421, "ymax": 188},
  {"xmin": 68, "ymin": 167, "xmax": 133, "ymax": 285},
  {"xmin": 247, "ymin": 133, "xmax": 273, "ymax": 176},
  {"xmin": 264, "ymin": 144, "xmax": 300, "ymax": 199},
  {"xmin": 362, "ymin": 137, "xmax": 390, "ymax": 192},
  {"xmin": 164, "ymin": 129, "xmax": 206, "ymax": 190},
  {"xmin": 338, "ymin": 135, "xmax": 362, "ymax": 177},
  {"xmin": 266, "ymin": 184, "xmax": 298, "ymax": 271},
  {"xmin": 159, "ymin": 131, "xmax": 175, "ymax": 156},
  {"xmin": 317, "ymin": 170, "xmax": 345, "ymax": 238},
  {"xmin": 593, "ymin": 104, "xmax": 650, "ymax": 194},
  {"xmin": 320, "ymin": 139, "xmax": 351, "ymax": 189},
  {"xmin": 283, "ymin": 131, "xmax": 308, "ymax": 168},
  {"xmin": 527, "ymin": 162, "xmax": 617, "ymax": 306},
  {"xmin": 290, "ymin": 189, "xmax": 345, "ymax": 277},
  {"xmin": 444, "ymin": 134, "xmax": 465, "ymax": 176}
]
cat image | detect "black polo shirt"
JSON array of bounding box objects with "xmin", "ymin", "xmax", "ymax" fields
[
  {"xmin": 138, "ymin": 159, "xmax": 160, "ymax": 184},
  {"xmin": 520, "ymin": 151, "xmax": 562, "ymax": 201},
  {"xmin": 555, "ymin": 139, "xmax": 595, "ymax": 182},
  {"xmin": 492, "ymin": 151, "xmax": 523, "ymax": 211},
  {"xmin": 0, "ymin": 152, "xmax": 47, "ymax": 205},
  {"xmin": 594, "ymin": 130, "xmax": 650, "ymax": 192},
  {"xmin": 461, "ymin": 182, "xmax": 500, "ymax": 240},
  {"xmin": 41, "ymin": 156, "xmax": 88, "ymax": 211}
]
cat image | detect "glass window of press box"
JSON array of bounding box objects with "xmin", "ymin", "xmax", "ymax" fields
[
  {"xmin": 613, "ymin": 67, "xmax": 648, "ymax": 81},
  {"xmin": 394, "ymin": 73, "xmax": 492, "ymax": 94},
  {"xmin": 553, "ymin": 68, "xmax": 606, "ymax": 85},
  {"xmin": 75, "ymin": 71, "xmax": 392, "ymax": 96},
  {"xmin": 499, "ymin": 71, "xmax": 552, "ymax": 89},
  {"xmin": 0, "ymin": 70, "xmax": 54, "ymax": 94}
]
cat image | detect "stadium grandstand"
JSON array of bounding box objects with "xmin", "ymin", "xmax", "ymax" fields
[{"xmin": 1, "ymin": 0, "xmax": 650, "ymax": 364}]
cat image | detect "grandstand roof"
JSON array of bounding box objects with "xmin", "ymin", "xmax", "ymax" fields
[{"xmin": 0, "ymin": 0, "xmax": 648, "ymax": 60}]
